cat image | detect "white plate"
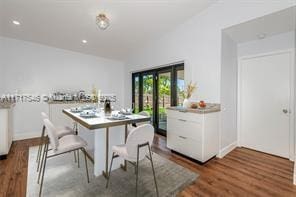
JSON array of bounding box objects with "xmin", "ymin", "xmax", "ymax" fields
[
  {"xmin": 80, "ymin": 111, "xmax": 96, "ymax": 118},
  {"xmin": 108, "ymin": 115, "xmax": 128, "ymax": 120},
  {"xmin": 71, "ymin": 107, "xmax": 83, "ymax": 113}
]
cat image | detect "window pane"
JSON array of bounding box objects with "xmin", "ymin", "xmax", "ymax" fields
[
  {"xmin": 134, "ymin": 76, "xmax": 139, "ymax": 113},
  {"xmin": 142, "ymin": 74, "xmax": 153, "ymax": 121},
  {"xmin": 177, "ymin": 70, "xmax": 185, "ymax": 106},
  {"xmin": 158, "ymin": 72, "xmax": 171, "ymax": 131}
]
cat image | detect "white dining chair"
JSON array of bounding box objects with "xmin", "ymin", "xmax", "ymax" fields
[
  {"xmin": 106, "ymin": 124, "xmax": 159, "ymax": 197},
  {"xmin": 36, "ymin": 112, "xmax": 76, "ymax": 172},
  {"xmin": 38, "ymin": 118, "xmax": 90, "ymax": 197}
]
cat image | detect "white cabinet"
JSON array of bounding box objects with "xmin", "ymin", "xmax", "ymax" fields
[
  {"xmin": 0, "ymin": 105, "xmax": 14, "ymax": 159},
  {"xmin": 167, "ymin": 108, "xmax": 220, "ymax": 163}
]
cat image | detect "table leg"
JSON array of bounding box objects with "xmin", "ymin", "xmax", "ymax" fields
[
  {"xmin": 120, "ymin": 123, "xmax": 128, "ymax": 171},
  {"xmin": 102, "ymin": 127, "xmax": 109, "ymax": 178},
  {"xmin": 74, "ymin": 122, "xmax": 79, "ymax": 167}
]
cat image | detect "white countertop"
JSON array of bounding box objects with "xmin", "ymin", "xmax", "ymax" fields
[{"xmin": 167, "ymin": 103, "xmax": 221, "ymax": 114}]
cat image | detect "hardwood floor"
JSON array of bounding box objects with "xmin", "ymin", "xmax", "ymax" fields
[
  {"xmin": 152, "ymin": 135, "xmax": 296, "ymax": 197},
  {"xmin": 0, "ymin": 135, "xmax": 296, "ymax": 197},
  {"xmin": 0, "ymin": 138, "xmax": 40, "ymax": 197}
]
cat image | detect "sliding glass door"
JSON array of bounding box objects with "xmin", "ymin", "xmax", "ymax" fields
[
  {"xmin": 176, "ymin": 68, "xmax": 185, "ymax": 106},
  {"xmin": 132, "ymin": 63, "xmax": 184, "ymax": 136},
  {"xmin": 157, "ymin": 70, "xmax": 171, "ymax": 132},
  {"xmin": 142, "ymin": 73, "xmax": 154, "ymax": 122},
  {"xmin": 133, "ymin": 74, "xmax": 140, "ymax": 113}
]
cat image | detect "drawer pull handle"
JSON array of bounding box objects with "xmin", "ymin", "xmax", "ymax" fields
[
  {"xmin": 178, "ymin": 119, "xmax": 187, "ymax": 122},
  {"xmin": 179, "ymin": 136, "xmax": 187, "ymax": 139}
]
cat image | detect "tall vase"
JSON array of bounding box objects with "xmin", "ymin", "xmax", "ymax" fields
[{"xmin": 183, "ymin": 98, "xmax": 191, "ymax": 108}]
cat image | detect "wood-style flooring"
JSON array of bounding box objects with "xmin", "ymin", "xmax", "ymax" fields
[{"xmin": 0, "ymin": 135, "xmax": 296, "ymax": 197}]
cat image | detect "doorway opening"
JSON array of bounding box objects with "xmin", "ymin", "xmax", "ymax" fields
[
  {"xmin": 221, "ymin": 6, "xmax": 295, "ymax": 160},
  {"xmin": 132, "ymin": 63, "xmax": 184, "ymax": 136}
]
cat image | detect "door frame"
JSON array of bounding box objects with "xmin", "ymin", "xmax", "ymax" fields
[{"xmin": 237, "ymin": 49, "xmax": 295, "ymax": 161}]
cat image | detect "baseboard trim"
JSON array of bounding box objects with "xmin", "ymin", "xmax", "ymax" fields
[
  {"xmin": 218, "ymin": 141, "xmax": 237, "ymax": 158},
  {"xmin": 13, "ymin": 131, "xmax": 40, "ymax": 141},
  {"xmin": 0, "ymin": 154, "xmax": 8, "ymax": 160}
]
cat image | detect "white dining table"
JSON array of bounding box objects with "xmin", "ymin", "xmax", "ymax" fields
[{"xmin": 62, "ymin": 109, "xmax": 151, "ymax": 178}]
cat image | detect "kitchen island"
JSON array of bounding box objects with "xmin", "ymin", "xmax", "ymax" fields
[{"xmin": 166, "ymin": 104, "xmax": 221, "ymax": 163}]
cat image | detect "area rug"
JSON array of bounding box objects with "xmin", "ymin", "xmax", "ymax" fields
[{"xmin": 26, "ymin": 147, "xmax": 198, "ymax": 197}]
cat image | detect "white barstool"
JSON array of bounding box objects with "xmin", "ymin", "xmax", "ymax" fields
[
  {"xmin": 38, "ymin": 119, "xmax": 90, "ymax": 197},
  {"xmin": 106, "ymin": 124, "xmax": 159, "ymax": 197},
  {"xmin": 36, "ymin": 112, "xmax": 76, "ymax": 172}
]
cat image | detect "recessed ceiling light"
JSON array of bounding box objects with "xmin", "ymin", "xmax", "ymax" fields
[
  {"xmin": 12, "ymin": 20, "xmax": 20, "ymax": 25},
  {"xmin": 82, "ymin": 40, "xmax": 87, "ymax": 44}
]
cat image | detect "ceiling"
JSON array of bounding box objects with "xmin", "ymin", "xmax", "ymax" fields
[
  {"xmin": 0, "ymin": 0, "xmax": 216, "ymax": 61},
  {"xmin": 224, "ymin": 6, "xmax": 296, "ymax": 43}
]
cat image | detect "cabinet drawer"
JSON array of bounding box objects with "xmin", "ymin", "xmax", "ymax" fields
[
  {"xmin": 167, "ymin": 132, "xmax": 202, "ymax": 161},
  {"xmin": 167, "ymin": 109, "xmax": 203, "ymax": 124},
  {"xmin": 167, "ymin": 117, "xmax": 203, "ymax": 141}
]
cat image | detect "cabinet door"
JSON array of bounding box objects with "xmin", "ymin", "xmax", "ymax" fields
[
  {"xmin": 0, "ymin": 110, "xmax": 9, "ymax": 155},
  {"xmin": 167, "ymin": 132, "xmax": 203, "ymax": 161}
]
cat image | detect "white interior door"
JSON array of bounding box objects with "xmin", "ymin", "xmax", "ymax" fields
[{"xmin": 239, "ymin": 51, "xmax": 292, "ymax": 158}]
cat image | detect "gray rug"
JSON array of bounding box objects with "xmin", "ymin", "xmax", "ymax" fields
[{"xmin": 26, "ymin": 147, "xmax": 198, "ymax": 197}]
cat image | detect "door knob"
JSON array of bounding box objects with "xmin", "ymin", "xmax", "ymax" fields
[{"xmin": 283, "ymin": 109, "xmax": 288, "ymax": 114}]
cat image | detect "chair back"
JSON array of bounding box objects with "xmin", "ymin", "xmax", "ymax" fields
[
  {"xmin": 126, "ymin": 124, "xmax": 154, "ymax": 161},
  {"xmin": 41, "ymin": 112, "xmax": 49, "ymax": 120},
  {"xmin": 43, "ymin": 119, "xmax": 59, "ymax": 151}
]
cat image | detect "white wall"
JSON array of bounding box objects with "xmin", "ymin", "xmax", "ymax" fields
[
  {"xmin": 124, "ymin": 0, "xmax": 296, "ymax": 152},
  {"xmin": 1, "ymin": 37, "xmax": 125, "ymax": 139},
  {"xmin": 0, "ymin": 37, "xmax": 5, "ymax": 95},
  {"xmin": 220, "ymin": 32, "xmax": 238, "ymax": 155},
  {"xmin": 294, "ymin": 30, "xmax": 296, "ymax": 185},
  {"xmin": 238, "ymin": 31, "xmax": 295, "ymax": 57}
]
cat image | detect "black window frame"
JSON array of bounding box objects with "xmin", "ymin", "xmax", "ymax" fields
[{"xmin": 132, "ymin": 63, "xmax": 184, "ymax": 136}]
